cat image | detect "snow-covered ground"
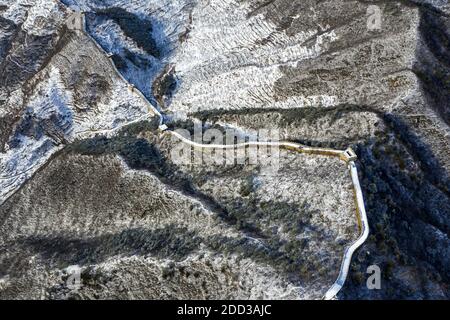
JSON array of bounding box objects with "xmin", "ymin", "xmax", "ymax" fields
[
  {"xmin": 62, "ymin": 0, "xmax": 193, "ymax": 104},
  {"xmin": 0, "ymin": 0, "xmax": 65, "ymax": 36},
  {"xmin": 168, "ymin": 0, "xmax": 339, "ymax": 116},
  {"xmin": 61, "ymin": 0, "xmax": 339, "ymax": 118},
  {"xmin": 0, "ymin": 34, "xmax": 151, "ymax": 204},
  {"xmin": 1, "ymin": 66, "xmax": 72, "ymax": 203},
  {"xmin": 0, "ymin": 0, "xmax": 341, "ymax": 204}
]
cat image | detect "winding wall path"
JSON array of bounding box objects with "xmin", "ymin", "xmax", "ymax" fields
[{"xmin": 68, "ymin": 10, "xmax": 369, "ymax": 300}]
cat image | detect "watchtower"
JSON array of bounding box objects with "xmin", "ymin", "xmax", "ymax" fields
[
  {"xmin": 66, "ymin": 11, "xmax": 85, "ymax": 31},
  {"xmin": 339, "ymin": 148, "xmax": 358, "ymax": 163}
]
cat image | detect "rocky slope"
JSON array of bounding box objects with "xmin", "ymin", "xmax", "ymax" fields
[{"xmin": 0, "ymin": 0, "xmax": 449, "ymax": 299}]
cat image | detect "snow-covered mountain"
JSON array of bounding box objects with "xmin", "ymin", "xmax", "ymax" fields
[{"xmin": 0, "ymin": 0, "xmax": 449, "ymax": 299}]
